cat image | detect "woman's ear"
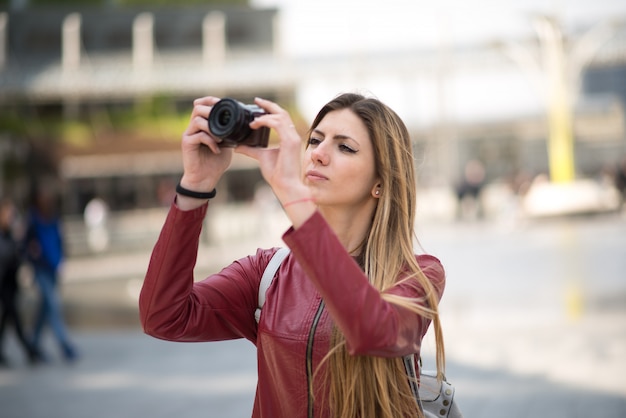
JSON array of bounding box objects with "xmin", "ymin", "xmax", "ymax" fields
[{"xmin": 372, "ymin": 183, "xmax": 382, "ymax": 199}]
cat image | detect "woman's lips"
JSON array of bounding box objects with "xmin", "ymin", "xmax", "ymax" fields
[{"xmin": 306, "ymin": 170, "xmax": 328, "ymax": 181}]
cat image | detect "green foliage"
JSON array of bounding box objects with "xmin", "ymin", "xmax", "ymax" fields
[
  {"xmin": 107, "ymin": 101, "xmax": 191, "ymax": 142},
  {"xmin": 26, "ymin": 0, "xmax": 248, "ymax": 6},
  {"xmin": 0, "ymin": 95, "xmax": 191, "ymax": 148},
  {"xmin": 27, "ymin": 0, "xmax": 103, "ymax": 5},
  {"xmin": 0, "ymin": 113, "xmax": 29, "ymax": 137},
  {"xmin": 115, "ymin": 0, "xmax": 248, "ymax": 5}
]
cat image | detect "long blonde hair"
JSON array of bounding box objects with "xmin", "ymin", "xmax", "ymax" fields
[{"xmin": 309, "ymin": 93, "xmax": 445, "ymax": 418}]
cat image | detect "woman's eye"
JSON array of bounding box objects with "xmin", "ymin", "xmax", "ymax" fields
[
  {"xmin": 308, "ymin": 137, "xmax": 322, "ymax": 146},
  {"xmin": 339, "ymin": 144, "xmax": 357, "ymax": 153}
]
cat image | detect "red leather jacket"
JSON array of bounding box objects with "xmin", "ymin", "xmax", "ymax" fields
[{"xmin": 139, "ymin": 202, "xmax": 445, "ymax": 418}]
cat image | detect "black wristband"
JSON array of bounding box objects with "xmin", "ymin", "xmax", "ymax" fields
[{"xmin": 176, "ymin": 182, "xmax": 217, "ymax": 200}]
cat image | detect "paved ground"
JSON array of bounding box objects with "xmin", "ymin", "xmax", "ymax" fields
[
  {"xmin": 1, "ymin": 314, "xmax": 624, "ymax": 418},
  {"xmin": 1, "ymin": 211, "xmax": 625, "ymax": 417}
]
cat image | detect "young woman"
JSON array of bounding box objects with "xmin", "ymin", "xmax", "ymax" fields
[{"xmin": 140, "ymin": 93, "xmax": 446, "ymax": 418}]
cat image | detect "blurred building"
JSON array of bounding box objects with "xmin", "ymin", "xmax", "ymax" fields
[
  {"xmin": 1, "ymin": 5, "xmax": 625, "ymax": 246},
  {"xmin": 0, "ymin": 5, "xmax": 288, "ymax": 213}
]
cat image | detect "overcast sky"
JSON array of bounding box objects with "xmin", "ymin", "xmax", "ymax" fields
[{"xmin": 253, "ymin": 0, "xmax": 626, "ymax": 56}]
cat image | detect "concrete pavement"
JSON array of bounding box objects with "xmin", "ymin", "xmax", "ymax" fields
[{"xmin": 1, "ymin": 313, "xmax": 625, "ymax": 418}]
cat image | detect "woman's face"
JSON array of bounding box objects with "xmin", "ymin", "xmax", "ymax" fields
[{"xmin": 303, "ymin": 108, "xmax": 379, "ymax": 207}]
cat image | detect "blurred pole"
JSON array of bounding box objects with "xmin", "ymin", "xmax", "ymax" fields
[
  {"xmin": 203, "ymin": 11, "xmax": 225, "ymax": 69},
  {"xmin": 133, "ymin": 12, "xmax": 154, "ymax": 73},
  {"xmin": 272, "ymin": 11, "xmax": 283, "ymax": 60},
  {"xmin": 62, "ymin": 13, "xmax": 81, "ymax": 71},
  {"xmin": 0, "ymin": 13, "xmax": 7, "ymax": 70},
  {"xmin": 62, "ymin": 13, "xmax": 81, "ymax": 120},
  {"xmin": 535, "ymin": 16, "xmax": 575, "ymax": 184}
]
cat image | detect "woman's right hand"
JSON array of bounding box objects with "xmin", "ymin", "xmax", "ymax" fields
[{"xmin": 179, "ymin": 96, "xmax": 233, "ymax": 197}]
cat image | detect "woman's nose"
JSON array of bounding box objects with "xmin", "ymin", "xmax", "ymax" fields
[{"xmin": 310, "ymin": 143, "xmax": 330, "ymax": 165}]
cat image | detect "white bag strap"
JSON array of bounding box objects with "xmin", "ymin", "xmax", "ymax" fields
[{"xmin": 254, "ymin": 247, "xmax": 291, "ymax": 323}]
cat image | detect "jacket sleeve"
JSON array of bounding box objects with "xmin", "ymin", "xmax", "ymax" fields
[
  {"xmin": 139, "ymin": 200, "xmax": 273, "ymax": 344},
  {"xmin": 282, "ymin": 211, "xmax": 445, "ymax": 357}
]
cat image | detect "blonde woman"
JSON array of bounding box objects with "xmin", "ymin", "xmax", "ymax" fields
[{"xmin": 140, "ymin": 93, "xmax": 446, "ymax": 418}]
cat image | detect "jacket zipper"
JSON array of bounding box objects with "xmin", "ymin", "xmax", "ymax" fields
[{"xmin": 306, "ymin": 299, "xmax": 325, "ymax": 418}]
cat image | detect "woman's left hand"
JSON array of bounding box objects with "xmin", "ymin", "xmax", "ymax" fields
[{"xmin": 235, "ymin": 98, "xmax": 310, "ymax": 204}]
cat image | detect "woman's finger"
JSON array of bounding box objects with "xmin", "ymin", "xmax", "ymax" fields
[
  {"xmin": 188, "ymin": 129, "xmax": 222, "ymax": 153},
  {"xmin": 184, "ymin": 114, "xmax": 207, "ymax": 135},
  {"xmin": 194, "ymin": 96, "xmax": 221, "ymax": 107},
  {"xmin": 187, "ymin": 97, "xmax": 220, "ymax": 129}
]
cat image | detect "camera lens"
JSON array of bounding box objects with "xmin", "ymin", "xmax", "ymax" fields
[
  {"xmin": 217, "ymin": 110, "xmax": 232, "ymax": 127},
  {"xmin": 208, "ymin": 98, "xmax": 251, "ymax": 143},
  {"xmin": 208, "ymin": 98, "xmax": 268, "ymax": 147}
]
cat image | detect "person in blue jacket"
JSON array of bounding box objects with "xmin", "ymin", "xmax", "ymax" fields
[{"xmin": 25, "ymin": 187, "xmax": 78, "ymax": 362}]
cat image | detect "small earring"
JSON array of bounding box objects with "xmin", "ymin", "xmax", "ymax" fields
[{"xmin": 375, "ymin": 190, "xmax": 380, "ymax": 196}]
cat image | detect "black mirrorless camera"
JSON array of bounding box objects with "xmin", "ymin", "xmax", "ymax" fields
[{"xmin": 207, "ymin": 98, "xmax": 270, "ymax": 147}]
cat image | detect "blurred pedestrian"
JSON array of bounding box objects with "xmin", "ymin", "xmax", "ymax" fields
[
  {"xmin": 455, "ymin": 159, "xmax": 486, "ymax": 220},
  {"xmin": 25, "ymin": 188, "xmax": 78, "ymax": 362},
  {"xmin": 140, "ymin": 94, "xmax": 446, "ymax": 418},
  {"xmin": 0, "ymin": 197, "xmax": 41, "ymax": 366}
]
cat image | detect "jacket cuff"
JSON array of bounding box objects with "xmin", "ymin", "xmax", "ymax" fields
[
  {"xmin": 171, "ymin": 196, "xmax": 209, "ymax": 222},
  {"xmin": 281, "ymin": 210, "xmax": 327, "ymax": 245}
]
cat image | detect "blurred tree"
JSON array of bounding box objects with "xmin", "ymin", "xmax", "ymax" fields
[{"xmin": 116, "ymin": 0, "xmax": 248, "ymax": 5}]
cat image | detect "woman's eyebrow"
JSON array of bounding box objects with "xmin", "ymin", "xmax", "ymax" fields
[
  {"xmin": 312, "ymin": 128, "xmax": 355, "ymax": 141},
  {"xmin": 312, "ymin": 128, "xmax": 325, "ymax": 137}
]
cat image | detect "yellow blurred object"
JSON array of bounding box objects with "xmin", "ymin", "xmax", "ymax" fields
[
  {"xmin": 548, "ymin": 90, "xmax": 576, "ymax": 184},
  {"xmin": 541, "ymin": 15, "xmax": 576, "ymax": 184},
  {"xmin": 565, "ymin": 282, "xmax": 584, "ymax": 321}
]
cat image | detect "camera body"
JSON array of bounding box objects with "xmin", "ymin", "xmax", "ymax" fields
[{"xmin": 207, "ymin": 98, "xmax": 270, "ymax": 147}]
